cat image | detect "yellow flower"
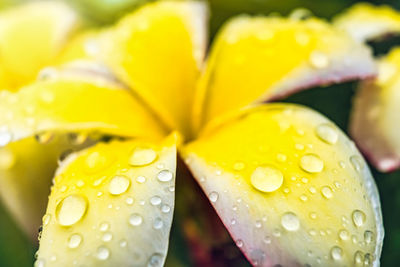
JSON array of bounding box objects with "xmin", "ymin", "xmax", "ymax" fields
[{"xmin": 3, "ymin": 1, "xmax": 400, "ymax": 266}]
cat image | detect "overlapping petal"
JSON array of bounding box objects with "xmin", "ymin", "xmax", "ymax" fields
[
  {"xmin": 0, "ymin": 1, "xmax": 79, "ymax": 91},
  {"xmin": 351, "ymin": 47, "xmax": 400, "ymax": 172},
  {"xmin": 36, "ymin": 133, "xmax": 178, "ymax": 266},
  {"xmin": 193, "ymin": 15, "xmax": 376, "ymax": 132},
  {"xmin": 183, "ymin": 104, "xmax": 383, "ymax": 266},
  {"xmin": 334, "ymin": 3, "xmax": 400, "ymax": 42}
]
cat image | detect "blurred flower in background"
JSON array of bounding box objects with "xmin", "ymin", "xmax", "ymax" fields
[{"xmin": 0, "ymin": 0, "xmax": 399, "ymax": 266}]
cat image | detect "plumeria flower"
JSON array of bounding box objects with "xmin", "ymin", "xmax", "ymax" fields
[{"xmin": 1, "ymin": 1, "xmax": 396, "ymax": 266}]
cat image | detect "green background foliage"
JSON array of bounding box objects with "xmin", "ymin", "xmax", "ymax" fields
[{"xmin": 0, "ymin": 0, "xmax": 399, "ymax": 266}]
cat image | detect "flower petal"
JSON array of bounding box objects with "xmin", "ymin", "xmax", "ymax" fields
[
  {"xmin": 193, "ymin": 15, "xmax": 376, "ymax": 133},
  {"xmin": 36, "ymin": 133, "xmax": 178, "ymax": 266},
  {"xmin": 0, "ymin": 66, "xmax": 165, "ymax": 144},
  {"xmin": 0, "ymin": 1, "xmax": 79, "ymax": 90},
  {"xmin": 102, "ymin": 1, "xmax": 208, "ymax": 137},
  {"xmin": 182, "ymin": 104, "xmax": 383, "ymax": 266},
  {"xmin": 0, "ymin": 134, "xmax": 94, "ymax": 239},
  {"xmin": 350, "ymin": 47, "xmax": 400, "ymax": 172},
  {"xmin": 334, "ymin": 3, "xmax": 400, "ymax": 42}
]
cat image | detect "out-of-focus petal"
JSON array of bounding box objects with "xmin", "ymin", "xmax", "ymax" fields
[
  {"xmin": 351, "ymin": 47, "xmax": 400, "ymax": 172},
  {"xmin": 192, "ymin": 15, "xmax": 376, "ymax": 133},
  {"xmin": 334, "ymin": 3, "xmax": 400, "ymax": 42},
  {"xmin": 183, "ymin": 104, "xmax": 383, "ymax": 266}
]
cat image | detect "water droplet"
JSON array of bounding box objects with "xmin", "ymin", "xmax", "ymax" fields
[
  {"xmin": 354, "ymin": 251, "xmax": 363, "ymax": 265},
  {"xmin": 263, "ymin": 236, "xmax": 271, "ymax": 244},
  {"xmin": 233, "ymin": 161, "xmax": 245, "ymax": 171},
  {"xmin": 147, "ymin": 253, "xmax": 163, "ymax": 267},
  {"xmin": 153, "ymin": 218, "xmax": 163, "ymax": 229},
  {"xmin": 108, "ymin": 175, "xmax": 130, "ymax": 195},
  {"xmin": 119, "ymin": 239, "xmax": 127, "ymax": 248},
  {"xmin": 129, "ymin": 147, "xmax": 157, "ymax": 166},
  {"xmin": 364, "ymin": 253, "xmax": 371, "ymax": 266},
  {"xmin": 352, "ymin": 210, "xmax": 366, "ymax": 227},
  {"xmin": 350, "ymin": 155, "xmax": 364, "ymax": 172},
  {"xmin": 157, "ymin": 170, "xmax": 173, "ymax": 182},
  {"xmin": 150, "ymin": 196, "xmax": 162, "ymax": 206},
  {"xmin": 316, "ymin": 124, "xmax": 338, "ymax": 144},
  {"xmin": 300, "ymin": 154, "xmax": 324, "ymax": 173},
  {"xmin": 0, "ymin": 148, "xmax": 15, "ymax": 169},
  {"xmin": 68, "ymin": 234, "xmax": 82, "ymax": 249},
  {"xmin": 102, "ymin": 232, "xmax": 113, "ymax": 242},
  {"xmin": 281, "ymin": 212, "xmax": 300, "ymax": 231},
  {"xmin": 56, "ymin": 195, "xmax": 87, "ymax": 226},
  {"xmin": 136, "ymin": 176, "xmax": 146, "ymax": 183},
  {"xmin": 250, "ymin": 166, "xmax": 284, "ymax": 193},
  {"xmin": 99, "ymin": 222, "xmax": 110, "ymax": 232},
  {"xmin": 255, "ymin": 220, "xmax": 262, "ymax": 228},
  {"xmin": 321, "ymin": 186, "xmax": 333, "ymax": 199},
  {"xmin": 309, "ymin": 212, "xmax": 317, "ymax": 219},
  {"xmin": 364, "ymin": 230, "xmax": 373, "ymax": 244},
  {"xmin": 129, "ymin": 213, "xmax": 143, "ymax": 226},
  {"xmin": 42, "ymin": 214, "xmax": 51, "ymax": 226},
  {"xmin": 309, "ymin": 51, "xmax": 329, "ymax": 69},
  {"xmin": 236, "ymin": 239, "xmax": 244, "ymax": 248},
  {"xmin": 96, "ymin": 246, "xmax": 110, "ymax": 260},
  {"xmin": 209, "ymin": 191, "xmax": 219, "ymax": 203},
  {"xmin": 276, "ymin": 153, "xmax": 287, "ymax": 162},
  {"xmin": 126, "ymin": 197, "xmax": 134, "ymax": 205},
  {"xmin": 331, "ymin": 246, "xmax": 342, "ymax": 260},
  {"xmin": 34, "ymin": 259, "xmax": 45, "ymax": 267},
  {"xmin": 339, "ymin": 229, "xmax": 349, "ymax": 240},
  {"xmin": 0, "ymin": 131, "xmax": 12, "ymax": 147},
  {"xmin": 300, "ymin": 195, "xmax": 308, "ymax": 202},
  {"xmin": 161, "ymin": 204, "xmax": 171, "ymax": 213},
  {"xmin": 35, "ymin": 132, "xmax": 54, "ymax": 144}
]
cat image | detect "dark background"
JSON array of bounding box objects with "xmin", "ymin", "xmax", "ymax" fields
[{"xmin": 0, "ymin": 0, "xmax": 399, "ymax": 266}]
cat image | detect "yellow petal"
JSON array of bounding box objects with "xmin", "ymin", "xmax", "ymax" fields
[
  {"xmin": 0, "ymin": 1, "xmax": 79, "ymax": 91},
  {"xmin": 334, "ymin": 3, "xmax": 400, "ymax": 42},
  {"xmin": 350, "ymin": 47, "xmax": 400, "ymax": 172},
  {"xmin": 103, "ymin": 1, "xmax": 208, "ymax": 137},
  {"xmin": 0, "ymin": 134, "xmax": 94, "ymax": 239},
  {"xmin": 193, "ymin": 15, "xmax": 376, "ymax": 133},
  {"xmin": 0, "ymin": 66, "xmax": 165, "ymax": 144},
  {"xmin": 36, "ymin": 133, "xmax": 178, "ymax": 266},
  {"xmin": 182, "ymin": 104, "xmax": 383, "ymax": 266}
]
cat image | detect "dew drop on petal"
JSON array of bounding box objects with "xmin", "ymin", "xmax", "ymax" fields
[
  {"xmin": 153, "ymin": 218, "xmax": 163, "ymax": 229},
  {"xmin": 129, "ymin": 213, "xmax": 143, "ymax": 226},
  {"xmin": 68, "ymin": 234, "xmax": 82, "ymax": 249},
  {"xmin": 136, "ymin": 176, "xmax": 146, "ymax": 183},
  {"xmin": 352, "ymin": 210, "xmax": 366, "ymax": 227},
  {"xmin": 339, "ymin": 229, "xmax": 349, "ymax": 241},
  {"xmin": 364, "ymin": 230, "xmax": 373, "ymax": 244},
  {"xmin": 209, "ymin": 191, "xmax": 219, "ymax": 203},
  {"xmin": 315, "ymin": 124, "xmax": 338, "ymax": 144},
  {"xmin": 108, "ymin": 175, "xmax": 130, "ymax": 195},
  {"xmin": 129, "ymin": 147, "xmax": 157, "ymax": 166},
  {"xmin": 148, "ymin": 253, "xmax": 163, "ymax": 267},
  {"xmin": 300, "ymin": 154, "xmax": 324, "ymax": 173},
  {"xmin": 281, "ymin": 212, "xmax": 300, "ymax": 231},
  {"xmin": 251, "ymin": 166, "xmax": 283, "ymax": 193},
  {"xmin": 350, "ymin": 155, "xmax": 364, "ymax": 172},
  {"xmin": 161, "ymin": 204, "xmax": 171, "ymax": 213},
  {"xmin": 157, "ymin": 170, "xmax": 173, "ymax": 182},
  {"xmin": 99, "ymin": 222, "xmax": 110, "ymax": 232},
  {"xmin": 96, "ymin": 246, "xmax": 110, "ymax": 260},
  {"xmin": 321, "ymin": 186, "xmax": 333, "ymax": 199},
  {"xmin": 150, "ymin": 196, "xmax": 162, "ymax": 206},
  {"xmin": 331, "ymin": 246, "xmax": 343, "ymax": 261},
  {"xmin": 56, "ymin": 195, "xmax": 87, "ymax": 226},
  {"xmin": 309, "ymin": 51, "xmax": 329, "ymax": 69}
]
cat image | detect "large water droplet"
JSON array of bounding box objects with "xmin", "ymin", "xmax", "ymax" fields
[
  {"xmin": 68, "ymin": 234, "xmax": 82, "ymax": 249},
  {"xmin": 129, "ymin": 147, "xmax": 157, "ymax": 166},
  {"xmin": 56, "ymin": 195, "xmax": 87, "ymax": 226},
  {"xmin": 331, "ymin": 246, "xmax": 343, "ymax": 260},
  {"xmin": 209, "ymin": 191, "xmax": 219, "ymax": 203},
  {"xmin": 281, "ymin": 212, "xmax": 300, "ymax": 231},
  {"xmin": 315, "ymin": 124, "xmax": 338, "ymax": 144},
  {"xmin": 321, "ymin": 186, "xmax": 333, "ymax": 199},
  {"xmin": 157, "ymin": 170, "xmax": 173, "ymax": 182},
  {"xmin": 129, "ymin": 213, "xmax": 143, "ymax": 226},
  {"xmin": 96, "ymin": 246, "xmax": 110, "ymax": 260},
  {"xmin": 108, "ymin": 175, "xmax": 130, "ymax": 195},
  {"xmin": 300, "ymin": 154, "xmax": 324, "ymax": 173},
  {"xmin": 250, "ymin": 166, "xmax": 284, "ymax": 193},
  {"xmin": 352, "ymin": 210, "xmax": 366, "ymax": 227}
]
